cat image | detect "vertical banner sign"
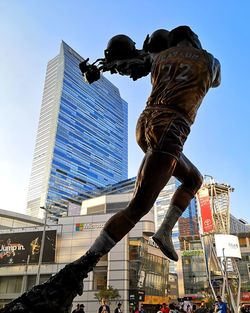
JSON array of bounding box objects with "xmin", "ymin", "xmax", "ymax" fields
[{"xmin": 197, "ymin": 187, "xmax": 214, "ymax": 233}]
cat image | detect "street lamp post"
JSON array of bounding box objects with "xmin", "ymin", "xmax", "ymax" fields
[
  {"xmin": 21, "ymin": 254, "xmax": 30, "ymax": 293},
  {"xmin": 35, "ymin": 206, "xmax": 51, "ymax": 285}
]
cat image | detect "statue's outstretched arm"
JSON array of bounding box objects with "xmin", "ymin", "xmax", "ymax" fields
[{"xmin": 79, "ymin": 51, "xmax": 151, "ymax": 84}]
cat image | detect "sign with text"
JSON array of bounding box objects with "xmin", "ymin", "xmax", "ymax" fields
[
  {"xmin": 241, "ymin": 292, "xmax": 250, "ymax": 301},
  {"xmin": 129, "ymin": 290, "xmax": 145, "ymax": 302},
  {"xmin": 215, "ymin": 234, "xmax": 241, "ymax": 259},
  {"xmin": 0, "ymin": 230, "xmax": 56, "ymax": 265},
  {"xmin": 75, "ymin": 223, "xmax": 104, "ymax": 231}
]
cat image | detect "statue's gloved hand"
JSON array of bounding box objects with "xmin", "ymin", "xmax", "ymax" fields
[{"xmin": 115, "ymin": 59, "xmax": 150, "ymax": 80}]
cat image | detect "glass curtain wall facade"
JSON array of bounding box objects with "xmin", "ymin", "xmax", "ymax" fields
[
  {"xmin": 129, "ymin": 237, "xmax": 169, "ymax": 305},
  {"xmin": 181, "ymin": 240, "xmax": 207, "ymax": 294},
  {"xmin": 27, "ymin": 41, "xmax": 128, "ymax": 218}
]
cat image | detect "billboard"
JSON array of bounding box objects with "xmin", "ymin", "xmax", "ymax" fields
[
  {"xmin": 214, "ymin": 234, "xmax": 241, "ymax": 259},
  {"xmin": 0, "ymin": 230, "xmax": 56, "ymax": 265}
]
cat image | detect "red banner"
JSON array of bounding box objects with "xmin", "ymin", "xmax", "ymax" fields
[{"xmin": 197, "ymin": 188, "xmax": 214, "ymax": 233}]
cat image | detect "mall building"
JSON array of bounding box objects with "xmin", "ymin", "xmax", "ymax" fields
[
  {"xmin": 0, "ymin": 194, "xmax": 172, "ymax": 312},
  {"xmin": 1, "ymin": 180, "xmax": 249, "ymax": 309}
]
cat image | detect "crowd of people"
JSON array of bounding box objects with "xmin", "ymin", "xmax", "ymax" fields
[
  {"xmin": 239, "ymin": 304, "xmax": 250, "ymax": 313},
  {"xmin": 154, "ymin": 296, "xmax": 228, "ymax": 313},
  {"xmin": 155, "ymin": 297, "xmax": 250, "ymax": 313},
  {"xmin": 156, "ymin": 302, "xmax": 196, "ymax": 313},
  {"xmin": 72, "ymin": 299, "xmax": 122, "ymax": 313},
  {"xmin": 72, "ymin": 303, "xmax": 85, "ymax": 313},
  {"xmin": 71, "ymin": 296, "xmax": 250, "ymax": 313},
  {"xmin": 126, "ymin": 297, "xmax": 228, "ymax": 313}
]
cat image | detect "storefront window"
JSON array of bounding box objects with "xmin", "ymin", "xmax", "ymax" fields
[
  {"xmin": 93, "ymin": 266, "xmax": 107, "ymax": 290},
  {"xmin": 0, "ymin": 276, "xmax": 22, "ymax": 294},
  {"xmin": 129, "ymin": 237, "xmax": 168, "ymax": 297},
  {"xmin": 239, "ymin": 237, "xmax": 247, "ymax": 247}
]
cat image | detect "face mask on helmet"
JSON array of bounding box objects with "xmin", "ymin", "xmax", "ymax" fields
[
  {"xmin": 104, "ymin": 34, "xmax": 136, "ymax": 62},
  {"xmin": 143, "ymin": 29, "xmax": 169, "ymax": 53},
  {"xmin": 168, "ymin": 25, "xmax": 202, "ymax": 49}
]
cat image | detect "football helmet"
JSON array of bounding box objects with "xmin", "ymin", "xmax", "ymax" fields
[
  {"xmin": 143, "ymin": 29, "xmax": 169, "ymax": 53},
  {"xmin": 104, "ymin": 34, "xmax": 136, "ymax": 62}
]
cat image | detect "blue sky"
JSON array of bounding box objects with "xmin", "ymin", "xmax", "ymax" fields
[{"xmin": 0, "ymin": 1, "xmax": 250, "ymax": 222}]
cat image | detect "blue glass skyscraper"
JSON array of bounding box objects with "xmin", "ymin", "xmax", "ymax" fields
[{"xmin": 26, "ymin": 41, "xmax": 128, "ymax": 218}]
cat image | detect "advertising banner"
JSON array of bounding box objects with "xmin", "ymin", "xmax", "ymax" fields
[
  {"xmin": 197, "ymin": 187, "xmax": 214, "ymax": 233},
  {"xmin": 214, "ymin": 234, "xmax": 241, "ymax": 259},
  {"xmin": 0, "ymin": 230, "xmax": 56, "ymax": 265}
]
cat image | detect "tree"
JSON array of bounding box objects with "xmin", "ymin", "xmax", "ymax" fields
[{"xmin": 94, "ymin": 285, "xmax": 121, "ymax": 304}]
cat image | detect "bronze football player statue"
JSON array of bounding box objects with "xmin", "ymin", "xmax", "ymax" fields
[{"xmin": 1, "ymin": 26, "xmax": 220, "ymax": 313}]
